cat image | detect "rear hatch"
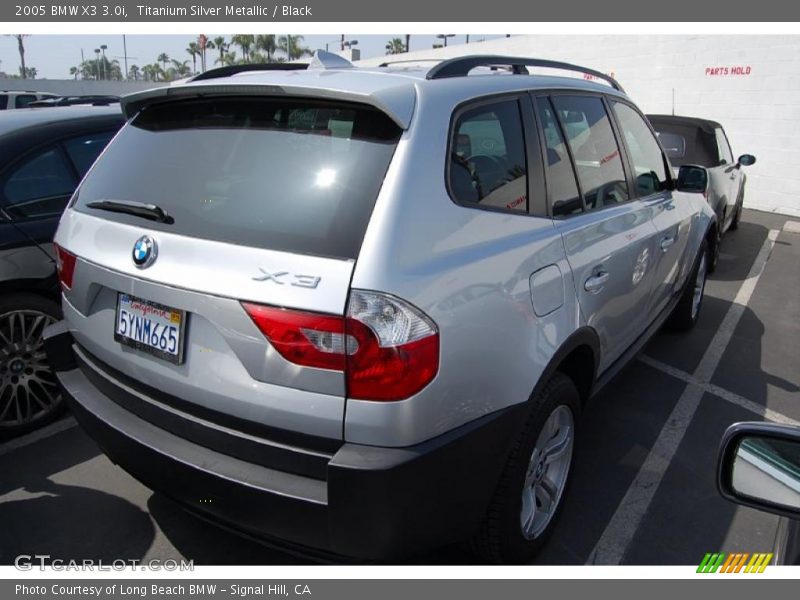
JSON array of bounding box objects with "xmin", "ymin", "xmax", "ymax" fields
[{"xmin": 55, "ymin": 96, "xmax": 402, "ymax": 441}]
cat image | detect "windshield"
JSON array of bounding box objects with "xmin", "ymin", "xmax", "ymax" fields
[{"xmin": 73, "ymin": 97, "xmax": 402, "ymax": 260}]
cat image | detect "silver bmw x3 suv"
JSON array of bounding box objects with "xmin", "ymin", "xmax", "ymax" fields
[{"xmin": 44, "ymin": 53, "xmax": 716, "ymax": 563}]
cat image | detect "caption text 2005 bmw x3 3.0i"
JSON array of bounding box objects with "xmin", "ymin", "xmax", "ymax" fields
[{"xmin": 43, "ymin": 52, "xmax": 716, "ymax": 563}]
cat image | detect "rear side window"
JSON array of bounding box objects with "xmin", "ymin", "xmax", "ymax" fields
[
  {"xmin": 551, "ymin": 96, "xmax": 629, "ymax": 211},
  {"xmin": 612, "ymin": 101, "xmax": 669, "ymax": 197},
  {"xmin": 74, "ymin": 98, "xmax": 402, "ymax": 260},
  {"xmin": 2, "ymin": 147, "xmax": 76, "ymax": 219},
  {"xmin": 449, "ymin": 99, "xmax": 528, "ymax": 213},
  {"xmin": 0, "ymin": 95, "xmax": 7, "ymax": 110},
  {"xmin": 63, "ymin": 131, "xmax": 115, "ymax": 177}
]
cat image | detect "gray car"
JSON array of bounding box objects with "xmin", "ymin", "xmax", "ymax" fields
[
  {"xmin": 43, "ymin": 53, "xmax": 716, "ymax": 563},
  {"xmin": 647, "ymin": 115, "xmax": 756, "ymax": 271}
]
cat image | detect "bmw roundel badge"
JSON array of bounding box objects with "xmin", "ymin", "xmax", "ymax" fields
[{"xmin": 132, "ymin": 235, "xmax": 157, "ymax": 269}]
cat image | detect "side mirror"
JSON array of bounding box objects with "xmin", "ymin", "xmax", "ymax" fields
[
  {"xmin": 738, "ymin": 154, "xmax": 757, "ymax": 167},
  {"xmin": 718, "ymin": 422, "xmax": 800, "ymax": 519},
  {"xmin": 676, "ymin": 164, "xmax": 708, "ymax": 194}
]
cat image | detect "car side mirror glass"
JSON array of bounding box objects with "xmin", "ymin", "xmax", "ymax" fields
[
  {"xmin": 676, "ymin": 164, "xmax": 708, "ymax": 194},
  {"xmin": 718, "ymin": 422, "xmax": 800, "ymax": 519},
  {"xmin": 738, "ymin": 154, "xmax": 756, "ymax": 167}
]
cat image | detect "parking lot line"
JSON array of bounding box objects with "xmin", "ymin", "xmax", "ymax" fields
[
  {"xmin": 0, "ymin": 417, "xmax": 77, "ymax": 458},
  {"xmin": 638, "ymin": 355, "xmax": 800, "ymax": 426},
  {"xmin": 587, "ymin": 228, "xmax": 780, "ymax": 565}
]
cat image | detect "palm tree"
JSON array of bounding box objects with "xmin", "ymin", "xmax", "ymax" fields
[
  {"xmin": 278, "ymin": 35, "xmax": 311, "ymax": 61},
  {"xmin": 255, "ymin": 34, "xmax": 277, "ymax": 63},
  {"xmin": 231, "ymin": 34, "xmax": 255, "ymax": 62},
  {"xmin": 186, "ymin": 42, "xmax": 199, "ymax": 74},
  {"xmin": 209, "ymin": 36, "xmax": 227, "ymax": 68},
  {"xmin": 157, "ymin": 52, "xmax": 170, "ymax": 73},
  {"xmin": 69, "ymin": 66, "xmax": 79, "ymax": 80},
  {"xmin": 385, "ymin": 38, "xmax": 405, "ymax": 55},
  {"xmin": 9, "ymin": 35, "xmax": 29, "ymax": 79},
  {"xmin": 170, "ymin": 59, "xmax": 191, "ymax": 79},
  {"xmin": 128, "ymin": 64, "xmax": 140, "ymax": 81}
]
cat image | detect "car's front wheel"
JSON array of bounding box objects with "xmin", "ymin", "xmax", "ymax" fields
[
  {"xmin": 0, "ymin": 293, "xmax": 64, "ymax": 439},
  {"xmin": 667, "ymin": 239, "xmax": 709, "ymax": 331},
  {"xmin": 471, "ymin": 372, "xmax": 579, "ymax": 563}
]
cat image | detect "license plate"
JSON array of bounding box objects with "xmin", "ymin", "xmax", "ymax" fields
[{"xmin": 114, "ymin": 293, "xmax": 186, "ymax": 364}]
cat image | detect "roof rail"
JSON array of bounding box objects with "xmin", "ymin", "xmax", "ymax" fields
[
  {"xmin": 378, "ymin": 59, "xmax": 443, "ymax": 67},
  {"xmin": 189, "ymin": 62, "xmax": 308, "ymax": 82},
  {"xmin": 426, "ymin": 55, "xmax": 624, "ymax": 92}
]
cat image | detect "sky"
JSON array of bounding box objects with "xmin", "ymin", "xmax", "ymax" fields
[{"xmin": 0, "ymin": 34, "xmax": 506, "ymax": 79}]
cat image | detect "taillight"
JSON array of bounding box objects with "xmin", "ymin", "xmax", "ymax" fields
[
  {"xmin": 54, "ymin": 243, "xmax": 77, "ymax": 290},
  {"xmin": 242, "ymin": 290, "xmax": 439, "ymax": 401},
  {"xmin": 241, "ymin": 303, "xmax": 354, "ymax": 371}
]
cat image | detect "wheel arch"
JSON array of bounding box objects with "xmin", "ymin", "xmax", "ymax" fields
[{"xmin": 535, "ymin": 327, "xmax": 600, "ymax": 407}]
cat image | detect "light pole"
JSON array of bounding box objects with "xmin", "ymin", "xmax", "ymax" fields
[
  {"xmin": 94, "ymin": 48, "xmax": 101, "ymax": 80},
  {"xmin": 100, "ymin": 44, "xmax": 108, "ymax": 79},
  {"xmin": 436, "ymin": 34, "xmax": 455, "ymax": 47}
]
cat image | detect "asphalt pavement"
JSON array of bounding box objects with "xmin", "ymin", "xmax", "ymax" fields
[{"xmin": 1, "ymin": 209, "xmax": 797, "ymax": 566}]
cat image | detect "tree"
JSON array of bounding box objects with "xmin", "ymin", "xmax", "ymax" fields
[
  {"xmin": 9, "ymin": 35, "xmax": 29, "ymax": 79},
  {"xmin": 186, "ymin": 42, "xmax": 199, "ymax": 74},
  {"xmin": 209, "ymin": 36, "xmax": 227, "ymax": 67},
  {"xmin": 128, "ymin": 64, "xmax": 140, "ymax": 81},
  {"xmin": 169, "ymin": 59, "xmax": 191, "ymax": 79},
  {"xmin": 23, "ymin": 66, "xmax": 37, "ymax": 79},
  {"xmin": 255, "ymin": 34, "xmax": 277, "ymax": 62},
  {"xmin": 405, "ymin": 35, "xmax": 411, "ymax": 52},
  {"xmin": 278, "ymin": 35, "xmax": 311, "ymax": 61},
  {"xmin": 142, "ymin": 63, "xmax": 162, "ymax": 82},
  {"xmin": 231, "ymin": 34, "xmax": 255, "ymax": 62},
  {"xmin": 385, "ymin": 38, "xmax": 405, "ymax": 55},
  {"xmin": 69, "ymin": 66, "xmax": 79, "ymax": 80},
  {"xmin": 157, "ymin": 53, "xmax": 170, "ymax": 73}
]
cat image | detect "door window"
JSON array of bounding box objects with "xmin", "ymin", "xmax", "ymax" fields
[
  {"xmin": 14, "ymin": 94, "xmax": 37, "ymax": 109},
  {"xmin": 551, "ymin": 96, "xmax": 629, "ymax": 210},
  {"xmin": 612, "ymin": 101, "xmax": 669, "ymax": 197},
  {"xmin": 537, "ymin": 98, "xmax": 582, "ymax": 216},
  {"xmin": 2, "ymin": 148, "xmax": 76, "ymax": 219},
  {"xmin": 63, "ymin": 131, "xmax": 115, "ymax": 177},
  {"xmin": 714, "ymin": 127, "xmax": 734, "ymax": 165}
]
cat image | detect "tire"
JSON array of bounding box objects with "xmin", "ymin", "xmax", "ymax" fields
[
  {"xmin": 708, "ymin": 223, "xmax": 721, "ymax": 273},
  {"xmin": 470, "ymin": 372, "xmax": 580, "ymax": 563},
  {"xmin": 730, "ymin": 194, "xmax": 744, "ymax": 231},
  {"xmin": 0, "ymin": 293, "xmax": 65, "ymax": 440},
  {"xmin": 667, "ymin": 239, "xmax": 709, "ymax": 332}
]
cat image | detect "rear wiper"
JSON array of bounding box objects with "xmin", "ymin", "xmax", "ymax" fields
[{"xmin": 85, "ymin": 199, "xmax": 174, "ymax": 224}]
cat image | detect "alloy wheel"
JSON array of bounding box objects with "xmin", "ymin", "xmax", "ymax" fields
[{"xmin": 0, "ymin": 310, "xmax": 61, "ymax": 429}]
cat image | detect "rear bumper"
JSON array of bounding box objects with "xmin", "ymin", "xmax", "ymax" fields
[{"xmin": 44, "ymin": 321, "xmax": 523, "ymax": 560}]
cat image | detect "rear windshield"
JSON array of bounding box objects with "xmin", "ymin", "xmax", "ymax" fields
[
  {"xmin": 651, "ymin": 122, "xmax": 719, "ymax": 169},
  {"xmin": 73, "ymin": 97, "xmax": 402, "ymax": 260}
]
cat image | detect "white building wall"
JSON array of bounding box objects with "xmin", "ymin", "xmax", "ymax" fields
[
  {"xmin": 361, "ymin": 35, "xmax": 800, "ymax": 216},
  {"xmin": 0, "ymin": 78, "xmax": 166, "ymax": 96}
]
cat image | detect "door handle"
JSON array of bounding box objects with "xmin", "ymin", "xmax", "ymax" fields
[
  {"xmin": 584, "ymin": 271, "xmax": 610, "ymax": 294},
  {"xmin": 660, "ymin": 236, "xmax": 676, "ymax": 252}
]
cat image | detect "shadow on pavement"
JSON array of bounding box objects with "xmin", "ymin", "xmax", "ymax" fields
[{"xmin": 0, "ymin": 477, "xmax": 155, "ymax": 564}]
